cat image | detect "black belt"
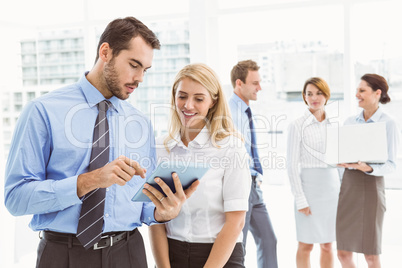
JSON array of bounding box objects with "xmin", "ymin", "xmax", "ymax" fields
[
  {"xmin": 43, "ymin": 229, "xmax": 137, "ymax": 250},
  {"xmin": 251, "ymin": 175, "xmax": 257, "ymax": 182}
]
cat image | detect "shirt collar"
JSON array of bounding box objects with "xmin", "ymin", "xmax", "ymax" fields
[
  {"xmin": 230, "ymin": 93, "xmax": 250, "ymax": 113},
  {"xmin": 356, "ymin": 106, "xmax": 383, "ymax": 123},
  {"xmin": 190, "ymin": 127, "xmax": 210, "ymax": 148},
  {"xmin": 303, "ymin": 108, "xmax": 329, "ymax": 124},
  {"xmin": 168, "ymin": 126, "xmax": 211, "ymax": 150},
  {"xmin": 78, "ymin": 72, "xmax": 123, "ymax": 113}
]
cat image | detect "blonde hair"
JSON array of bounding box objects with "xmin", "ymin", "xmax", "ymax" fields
[{"xmin": 164, "ymin": 63, "xmax": 240, "ymax": 150}]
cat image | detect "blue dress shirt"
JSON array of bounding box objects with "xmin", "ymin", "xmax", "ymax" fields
[
  {"xmin": 228, "ymin": 93, "xmax": 261, "ymax": 177},
  {"xmin": 5, "ymin": 73, "xmax": 157, "ymax": 233},
  {"xmin": 344, "ymin": 106, "xmax": 400, "ymax": 176}
]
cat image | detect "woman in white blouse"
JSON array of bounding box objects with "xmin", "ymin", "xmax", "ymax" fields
[
  {"xmin": 148, "ymin": 63, "xmax": 251, "ymax": 268},
  {"xmin": 336, "ymin": 74, "xmax": 400, "ymax": 268},
  {"xmin": 287, "ymin": 77, "xmax": 340, "ymax": 268}
]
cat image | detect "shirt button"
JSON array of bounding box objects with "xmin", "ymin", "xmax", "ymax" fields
[
  {"xmin": 106, "ymin": 188, "xmax": 109, "ymax": 192},
  {"xmin": 105, "ymin": 213, "xmax": 109, "ymax": 218}
]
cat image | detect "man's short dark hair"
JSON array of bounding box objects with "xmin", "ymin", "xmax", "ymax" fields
[{"xmin": 95, "ymin": 16, "xmax": 161, "ymax": 63}]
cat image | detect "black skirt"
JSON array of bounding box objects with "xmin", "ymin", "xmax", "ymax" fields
[{"xmin": 168, "ymin": 238, "xmax": 245, "ymax": 268}]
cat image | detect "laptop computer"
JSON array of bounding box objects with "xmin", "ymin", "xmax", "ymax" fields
[{"xmin": 325, "ymin": 121, "xmax": 388, "ymax": 165}]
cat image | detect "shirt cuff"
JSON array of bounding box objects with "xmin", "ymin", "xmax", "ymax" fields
[
  {"xmin": 365, "ymin": 164, "xmax": 380, "ymax": 176},
  {"xmin": 224, "ymin": 198, "xmax": 249, "ymax": 212},
  {"xmin": 141, "ymin": 202, "xmax": 159, "ymax": 226},
  {"xmin": 295, "ymin": 195, "xmax": 309, "ymax": 210},
  {"xmin": 54, "ymin": 175, "xmax": 82, "ymax": 209}
]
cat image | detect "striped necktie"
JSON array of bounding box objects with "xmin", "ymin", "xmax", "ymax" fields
[
  {"xmin": 245, "ymin": 107, "xmax": 263, "ymax": 175},
  {"xmin": 77, "ymin": 100, "xmax": 110, "ymax": 249}
]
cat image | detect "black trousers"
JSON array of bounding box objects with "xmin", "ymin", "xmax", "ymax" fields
[
  {"xmin": 168, "ymin": 238, "xmax": 245, "ymax": 268},
  {"xmin": 36, "ymin": 229, "xmax": 147, "ymax": 268}
]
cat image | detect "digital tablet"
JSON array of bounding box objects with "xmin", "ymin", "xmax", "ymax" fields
[{"xmin": 131, "ymin": 161, "xmax": 209, "ymax": 202}]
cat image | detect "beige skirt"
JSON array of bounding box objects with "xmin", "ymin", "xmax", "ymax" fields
[{"xmin": 336, "ymin": 169, "xmax": 385, "ymax": 255}]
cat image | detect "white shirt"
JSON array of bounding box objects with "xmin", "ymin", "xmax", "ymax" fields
[
  {"xmin": 156, "ymin": 128, "xmax": 251, "ymax": 243},
  {"xmin": 286, "ymin": 109, "xmax": 333, "ymax": 209},
  {"xmin": 343, "ymin": 106, "xmax": 400, "ymax": 176}
]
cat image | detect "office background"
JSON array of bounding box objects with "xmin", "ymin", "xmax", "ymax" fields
[{"xmin": 1, "ymin": 0, "xmax": 401, "ymax": 267}]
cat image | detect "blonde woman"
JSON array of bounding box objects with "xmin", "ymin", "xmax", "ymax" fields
[
  {"xmin": 149, "ymin": 63, "xmax": 251, "ymax": 268},
  {"xmin": 287, "ymin": 77, "xmax": 340, "ymax": 268}
]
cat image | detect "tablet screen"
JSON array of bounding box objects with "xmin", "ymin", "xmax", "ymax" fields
[{"xmin": 131, "ymin": 161, "xmax": 209, "ymax": 202}]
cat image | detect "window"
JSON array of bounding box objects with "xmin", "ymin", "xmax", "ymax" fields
[
  {"xmin": 14, "ymin": 104, "xmax": 23, "ymax": 112},
  {"xmin": 27, "ymin": 92, "xmax": 36, "ymax": 101},
  {"xmin": 13, "ymin": 92, "xmax": 23, "ymax": 103},
  {"xmin": 3, "ymin": 130, "xmax": 12, "ymax": 140},
  {"xmin": 3, "ymin": 118, "xmax": 11, "ymax": 127},
  {"xmin": 21, "ymin": 41, "xmax": 36, "ymax": 53}
]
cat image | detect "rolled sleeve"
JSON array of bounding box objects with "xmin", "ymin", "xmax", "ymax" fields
[{"xmin": 222, "ymin": 141, "xmax": 251, "ymax": 213}]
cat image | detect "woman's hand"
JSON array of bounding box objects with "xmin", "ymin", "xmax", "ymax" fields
[
  {"xmin": 298, "ymin": 207, "xmax": 312, "ymax": 216},
  {"xmin": 337, "ymin": 161, "xmax": 373, "ymax": 173},
  {"xmin": 143, "ymin": 172, "xmax": 200, "ymax": 222}
]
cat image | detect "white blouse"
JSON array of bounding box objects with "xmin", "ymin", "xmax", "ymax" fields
[
  {"xmin": 286, "ymin": 109, "xmax": 333, "ymax": 210},
  {"xmin": 156, "ymin": 128, "xmax": 251, "ymax": 243}
]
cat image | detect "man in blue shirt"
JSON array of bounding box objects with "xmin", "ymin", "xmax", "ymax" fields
[
  {"xmin": 4, "ymin": 17, "xmax": 198, "ymax": 268},
  {"xmin": 229, "ymin": 60, "xmax": 278, "ymax": 268}
]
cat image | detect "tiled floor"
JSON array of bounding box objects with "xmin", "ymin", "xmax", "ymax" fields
[{"xmin": 7, "ymin": 183, "xmax": 402, "ymax": 268}]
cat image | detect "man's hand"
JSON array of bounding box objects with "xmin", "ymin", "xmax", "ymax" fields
[
  {"xmin": 77, "ymin": 155, "xmax": 146, "ymax": 197},
  {"xmin": 337, "ymin": 161, "xmax": 373, "ymax": 173},
  {"xmin": 142, "ymin": 172, "xmax": 200, "ymax": 222}
]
